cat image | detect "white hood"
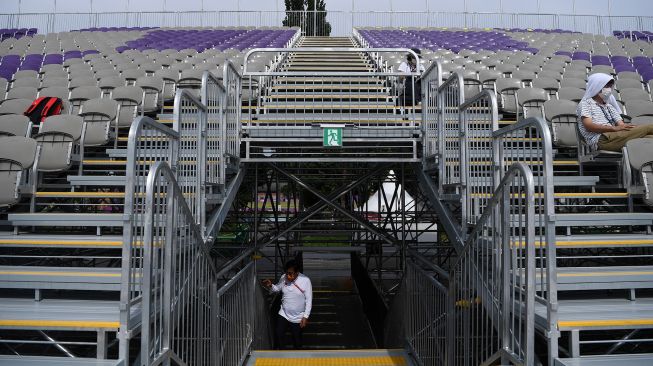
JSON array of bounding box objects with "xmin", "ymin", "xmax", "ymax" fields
[{"xmin": 581, "ymin": 72, "xmax": 623, "ymax": 114}]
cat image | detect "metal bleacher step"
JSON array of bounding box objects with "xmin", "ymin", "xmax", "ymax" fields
[
  {"xmin": 552, "ymin": 233, "xmax": 653, "ymax": 248},
  {"xmin": 0, "ymin": 234, "xmax": 123, "ymax": 248},
  {"xmin": 553, "ymin": 212, "xmax": 653, "ymax": 227},
  {"xmin": 246, "ymin": 349, "xmax": 414, "ymax": 366},
  {"xmin": 34, "ymin": 191, "xmax": 125, "ymax": 199},
  {"xmin": 0, "ymin": 355, "xmax": 122, "ymax": 366},
  {"xmin": 0, "ymin": 297, "xmax": 133, "ymax": 332},
  {"xmin": 0, "ymin": 265, "xmax": 122, "ymax": 291},
  {"xmin": 529, "ymin": 265, "xmax": 653, "ymax": 291},
  {"xmin": 8, "ymin": 213, "xmax": 123, "ymax": 228},
  {"xmin": 68, "ymin": 175, "xmax": 127, "ymax": 187},
  {"xmin": 535, "ymin": 297, "xmax": 653, "ymax": 332},
  {"xmin": 555, "ymin": 353, "xmax": 653, "ymax": 366}
]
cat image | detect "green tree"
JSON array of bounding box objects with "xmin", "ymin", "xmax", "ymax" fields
[{"xmin": 283, "ymin": 0, "xmax": 331, "ymax": 37}]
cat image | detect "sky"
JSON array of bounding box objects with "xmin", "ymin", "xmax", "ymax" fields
[
  {"xmin": 3, "ymin": 0, "xmax": 652, "ymax": 36},
  {"xmin": 2, "ymin": 0, "xmax": 652, "ymax": 16}
]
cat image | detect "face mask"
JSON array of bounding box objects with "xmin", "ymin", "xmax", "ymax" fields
[{"xmin": 600, "ymin": 87, "xmax": 613, "ymax": 101}]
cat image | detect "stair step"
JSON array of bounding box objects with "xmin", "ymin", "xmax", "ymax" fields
[
  {"xmin": 0, "ymin": 234, "xmax": 123, "ymax": 248},
  {"xmin": 8, "ymin": 213, "xmax": 123, "ymax": 228},
  {"xmin": 536, "ymin": 297, "xmax": 653, "ymax": 331},
  {"xmin": 555, "ymin": 353, "xmax": 653, "ymax": 366},
  {"xmin": 0, "ymin": 355, "xmax": 122, "ymax": 366},
  {"xmin": 0, "ymin": 265, "xmax": 122, "ymax": 291},
  {"xmin": 0, "ymin": 297, "xmax": 128, "ymax": 331},
  {"xmin": 527, "ymin": 266, "xmax": 653, "ymax": 291},
  {"xmin": 246, "ymin": 349, "xmax": 413, "ymax": 366}
]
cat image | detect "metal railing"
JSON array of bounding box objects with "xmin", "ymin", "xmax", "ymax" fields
[
  {"xmin": 459, "ymin": 90, "xmax": 499, "ymax": 230},
  {"xmin": 173, "ymin": 89, "xmax": 207, "ymax": 226},
  {"xmin": 421, "ymin": 60, "xmax": 443, "ymax": 166},
  {"xmin": 436, "ymin": 72, "xmax": 465, "ymax": 199},
  {"xmin": 119, "ymin": 116, "xmax": 179, "ymax": 360},
  {"xmin": 215, "ymin": 262, "xmax": 257, "ymax": 366},
  {"xmin": 385, "ymin": 255, "xmax": 449, "ymax": 366},
  {"xmin": 141, "ymin": 161, "xmax": 216, "ymax": 365},
  {"xmin": 240, "ymin": 48, "xmax": 422, "ymax": 162},
  {"xmin": 449, "ymin": 162, "xmax": 536, "ymax": 366},
  {"xmin": 223, "ymin": 61, "xmax": 242, "ymax": 172},
  {"xmin": 1, "ymin": 10, "xmax": 652, "ymax": 36},
  {"xmin": 493, "ymin": 117, "xmax": 558, "ymax": 364},
  {"xmin": 200, "ymin": 71, "xmax": 227, "ymax": 188},
  {"xmin": 120, "ymin": 60, "xmax": 245, "ymax": 364}
]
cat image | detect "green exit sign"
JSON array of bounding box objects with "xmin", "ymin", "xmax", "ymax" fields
[{"xmin": 323, "ymin": 127, "xmax": 343, "ymax": 147}]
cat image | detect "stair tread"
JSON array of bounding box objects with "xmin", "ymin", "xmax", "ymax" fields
[
  {"xmin": 0, "ymin": 355, "xmax": 121, "ymax": 366},
  {"xmin": 555, "ymin": 353, "xmax": 653, "ymax": 366},
  {"xmin": 535, "ymin": 297, "xmax": 653, "ymax": 330}
]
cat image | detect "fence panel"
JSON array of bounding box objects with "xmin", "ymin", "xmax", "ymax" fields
[
  {"xmin": 216, "ymin": 262, "xmax": 257, "ymax": 366},
  {"xmin": 421, "ymin": 61, "xmax": 443, "ymax": 166},
  {"xmin": 201, "ymin": 72, "xmax": 227, "ymax": 188},
  {"xmin": 492, "ymin": 117, "xmax": 558, "ymax": 363},
  {"xmin": 223, "ymin": 61, "xmax": 242, "ymax": 170},
  {"xmin": 120, "ymin": 116, "xmax": 179, "ymax": 348},
  {"xmin": 141, "ymin": 162, "xmax": 216, "ymax": 366},
  {"xmin": 459, "ymin": 90, "xmax": 499, "ymax": 229},
  {"xmin": 437, "ymin": 72, "xmax": 464, "ymax": 198},
  {"xmin": 450, "ymin": 163, "xmax": 536, "ymax": 366},
  {"xmin": 173, "ymin": 89, "xmax": 207, "ymax": 226}
]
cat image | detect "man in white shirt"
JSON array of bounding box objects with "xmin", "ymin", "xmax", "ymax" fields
[
  {"xmin": 263, "ymin": 259, "xmax": 313, "ymax": 349},
  {"xmin": 398, "ymin": 48, "xmax": 425, "ymax": 107}
]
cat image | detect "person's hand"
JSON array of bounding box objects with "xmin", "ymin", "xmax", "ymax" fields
[
  {"xmin": 262, "ymin": 279, "xmax": 272, "ymax": 288},
  {"xmin": 300, "ymin": 318, "xmax": 308, "ymax": 328},
  {"xmin": 613, "ymin": 124, "xmax": 635, "ymax": 132}
]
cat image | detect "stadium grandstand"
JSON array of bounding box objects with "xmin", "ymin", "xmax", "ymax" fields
[{"xmin": 1, "ymin": 0, "xmax": 653, "ymax": 365}]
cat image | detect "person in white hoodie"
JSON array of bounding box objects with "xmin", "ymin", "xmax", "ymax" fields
[
  {"xmin": 263, "ymin": 259, "xmax": 313, "ymax": 349},
  {"xmin": 577, "ymin": 73, "xmax": 653, "ymax": 151}
]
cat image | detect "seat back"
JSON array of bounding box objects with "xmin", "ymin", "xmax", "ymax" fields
[
  {"xmin": 544, "ymin": 99, "xmax": 579, "ymax": 147},
  {"xmin": 626, "ymin": 138, "xmax": 653, "ymax": 207},
  {"xmin": 496, "ymin": 78, "xmax": 522, "ymax": 114},
  {"xmin": 135, "ymin": 76, "xmax": 163, "ymax": 114},
  {"xmin": 0, "ymin": 136, "xmax": 37, "ymax": 207},
  {"xmin": 34, "ymin": 115, "xmax": 83, "ymax": 172},
  {"xmin": 625, "ymin": 101, "xmax": 653, "ymax": 118},
  {"xmin": 80, "ymin": 98, "xmax": 118, "ymax": 146},
  {"xmin": 517, "ymin": 87, "xmax": 548, "ymax": 120},
  {"xmin": 0, "ymin": 114, "xmax": 31, "ymax": 137},
  {"xmin": 0, "ymin": 98, "xmax": 32, "ymax": 116},
  {"xmin": 112, "ymin": 86, "xmax": 143, "ymax": 128}
]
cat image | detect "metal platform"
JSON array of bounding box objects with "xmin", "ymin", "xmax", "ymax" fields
[
  {"xmin": 0, "ymin": 297, "xmax": 137, "ymax": 331},
  {"xmin": 0, "ymin": 355, "xmax": 123, "ymax": 366},
  {"xmin": 0, "ymin": 266, "xmax": 122, "ymax": 291},
  {"xmin": 535, "ymin": 297, "xmax": 653, "ymax": 331},
  {"xmin": 246, "ymin": 349, "xmax": 414, "ymax": 366},
  {"xmin": 555, "ymin": 353, "xmax": 653, "ymax": 366}
]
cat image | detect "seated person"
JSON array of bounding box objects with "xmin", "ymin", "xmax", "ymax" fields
[
  {"xmin": 577, "ymin": 73, "xmax": 653, "ymax": 152},
  {"xmin": 398, "ymin": 48, "xmax": 425, "ymax": 106}
]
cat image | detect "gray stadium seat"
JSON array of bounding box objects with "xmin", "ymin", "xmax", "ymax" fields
[
  {"xmin": 496, "ymin": 78, "xmax": 522, "ymax": 114},
  {"xmin": 0, "ymin": 136, "xmax": 37, "ymax": 208},
  {"xmin": 135, "ymin": 76, "xmax": 162, "ymax": 114},
  {"xmin": 557, "ymin": 87, "xmax": 585, "ymax": 102},
  {"xmin": 517, "ymin": 87, "xmax": 548, "ymax": 120},
  {"xmin": 99, "ymin": 76, "xmax": 126, "ymax": 97},
  {"xmin": 544, "ymin": 99, "xmax": 578, "ymax": 148},
  {"xmin": 40, "ymin": 77, "xmax": 70, "ymax": 90},
  {"xmin": 33, "ymin": 115, "xmax": 83, "ymax": 172},
  {"xmin": 625, "ymin": 101, "xmax": 653, "ymax": 118},
  {"xmin": 625, "ymin": 138, "xmax": 653, "ymax": 208},
  {"xmin": 0, "ymin": 98, "xmax": 32, "ymax": 116},
  {"xmin": 560, "ymin": 77, "xmax": 587, "ymax": 90},
  {"xmin": 79, "ymin": 98, "xmax": 118, "ymax": 146},
  {"xmin": 615, "ymin": 78, "xmax": 643, "ymax": 91},
  {"xmin": 619, "ymin": 88, "xmax": 652, "ymax": 104},
  {"xmin": 6, "ymin": 86, "xmax": 38, "ymax": 101},
  {"xmin": 69, "ymin": 86, "xmax": 102, "ymax": 114},
  {"xmin": 532, "ymin": 77, "xmax": 560, "ymax": 98},
  {"xmin": 12, "ymin": 77, "xmax": 40, "ymax": 89},
  {"xmin": 0, "ymin": 115, "xmax": 31, "ymax": 137}
]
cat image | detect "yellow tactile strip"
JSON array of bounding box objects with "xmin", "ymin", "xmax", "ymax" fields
[{"xmin": 255, "ymin": 356, "xmax": 407, "ymax": 366}]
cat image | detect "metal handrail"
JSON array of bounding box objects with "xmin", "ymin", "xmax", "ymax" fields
[{"xmin": 436, "ymin": 72, "xmax": 465, "ymax": 197}]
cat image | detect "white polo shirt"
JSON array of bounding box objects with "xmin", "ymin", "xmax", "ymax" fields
[{"xmin": 270, "ymin": 273, "xmax": 313, "ymax": 323}]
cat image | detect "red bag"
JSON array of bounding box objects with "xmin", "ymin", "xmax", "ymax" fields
[{"xmin": 24, "ymin": 97, "xmax": 63, "ymax": 123}]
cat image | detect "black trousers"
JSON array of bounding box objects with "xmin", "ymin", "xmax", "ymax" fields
[{"xmin": 274, "ymin": 315, "xmax": 303, "ymax": 350}]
